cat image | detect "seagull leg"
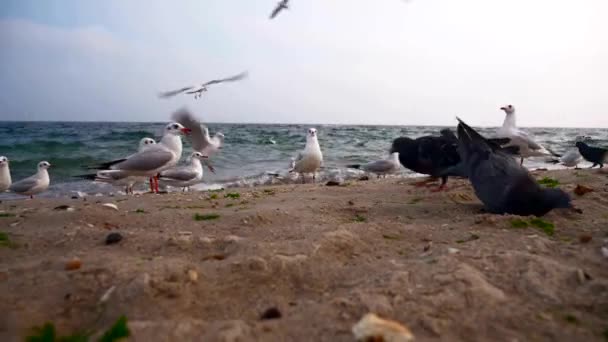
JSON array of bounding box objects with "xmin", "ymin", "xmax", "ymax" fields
[
  {"xmin": 149, "ymin": 178, "xmax": 154, "ymax": 193},
  {"xmin": 30, "ymin": 195, "xmax": 34, "ymax": 199},
  {"xmin": 520, "ymin": 157, "xmax": 524, "ymax": 166},
  {"xmin": 154, "ymin": 176, "xmax": 160, "ymax": 193},
  {"xmin": 413, "ymin": 177, "xmax": 437, "ymax": 187},
  {"xmin": 590, "ymin": 163, "xmax": 598, "ymax": 169},
  {"xmin": 313, "ymin": 173, "xmax": 316, "ymax": 183}
]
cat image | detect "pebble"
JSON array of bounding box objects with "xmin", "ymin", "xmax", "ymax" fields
[
  {"xmin": 601, "ymin": 246, "xmax": 608, "ymax": 259},
  {"xmin": 187, "ymin": 269, "xmax": 198, "ymax": 283},
  {"xmin": 352, "ymin": 313, "xmax": 414, "ymax": 342},
  {"xmin": 447, "ymin": 247, "xmax": 459, "ymax": 254},
  {"xmin": 65, "ymin": 258, "xmax": 82, "ymax": 271},
  {"xmin": 53, "ymin": 205, "xmax": 75, "ymax": 212},
  {"xmin": 260, "ymin": 307, "xmax": 282, "ymax": 320},
  {"xmin": 101, "ymin": 203, "xmax": 119, "ymax": 211},
  {"xmin": 105, "ymin": 233, "xmax": 123, "ymax": 245},
  {"xmin": 579, "ymin": 235, "xmax": 592, "ymax": 244},
  {"xmin": 326, "ymin": 181, "xmax": 341, "ymax": 186}
]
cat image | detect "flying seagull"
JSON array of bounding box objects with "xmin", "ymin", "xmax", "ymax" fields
[
  {"xmin": 171, "ymin": 109, "xmax": 222, "ymax": 174},
  {"xmin": 159, "ymin": 71, "xmax": 248, "ymax": 99},
  {"xmin": 270, "ymin": 0, "xmax": 289, "ymax": 19}
]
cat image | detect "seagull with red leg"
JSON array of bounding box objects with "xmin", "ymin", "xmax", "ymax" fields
[{"xmin": 86, "ymin": 116, "xmax": 190, "ymax": 194}]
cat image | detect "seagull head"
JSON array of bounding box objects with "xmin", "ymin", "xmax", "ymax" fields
[
  {"xmin": 307, "ymin": 128, "xmax": 318, "ymax": 139},
  {"xmin": 191, "ymin": 152, "xmax": 208, "ymax": 160},
  {"xmin": 0, "ymin": 156, "xmax": 8, "ymax": 167},
  {"xmin": 38, "ymin": 161, "xmax": 51, "ymax": 170},
  {"xmin": 499, "ymin": 104, "xmax": 515, "ymax": 115},
  {"xmin": 139, "ymin": 137, "xmax": 156, "ymax": 148},
  {"xmin": 165, "ymin": 122, "xmax": 191, "ymax": 135}
]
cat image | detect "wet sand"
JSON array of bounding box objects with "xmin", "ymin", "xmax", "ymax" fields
[{"xmin": 1, "ymin": 169, "xmax": 607, "ymax": 341}]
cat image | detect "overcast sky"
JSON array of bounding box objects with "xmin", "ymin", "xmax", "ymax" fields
[{"xmin": 0, "ymin": 0, "xmax": 607, "ymax": 127}]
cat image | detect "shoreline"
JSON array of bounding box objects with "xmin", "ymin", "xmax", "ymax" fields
[{"xmin": 1, "ymin": 169, "xmax": 607, "ymax": 341}]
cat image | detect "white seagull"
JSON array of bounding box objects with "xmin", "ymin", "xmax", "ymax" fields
[
  {"xmin": 158, "ymin": 71, "xmax": 248, "ymax": 99},
  {"xmin": 171, "ymin": 109, "xmax": 222, "ymax": 173},
  {"xmin": 90, "ymin": 122, "xmax": 189, "ymax": 193},
  {"xmin": 78, "ymin": 137, "xmax": 157, "ymax": 194},
  {"xmin": 347, "ymin": 152, "xmax": 401, "ymax": 178},
  {"xmin": 551, "ymin": 148, "xmax": 583, "ymax": 168},
  {"xmin": 496, "ymin": 104, "xmax": 558, "ymax": 165},
  {"xmin": 270, "ymin": 0, "xmax": 289, "ymax": 19},
  {"xmin": 9, "ymin": 161, "xmax": 51, "ymax": 199},
  {"xmin": 159, "ymin": 152, "xmax": 207, "ymax": 192},
  {"xmin": 0, "ymin": 156, "xmax": 11, "ymax": 192},
  {"xmin": 289, "ymin": 128, "xmax": 323, "ymax": 183}
]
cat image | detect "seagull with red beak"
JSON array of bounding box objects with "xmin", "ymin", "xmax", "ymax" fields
[{"xmin": 87, "ymin": 118, "xmax": 190, "ymax": 193}]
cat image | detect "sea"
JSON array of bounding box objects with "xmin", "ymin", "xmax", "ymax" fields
[{"xmin": 0, "ymin": 121, "xmax": 607, "ymax": 198}]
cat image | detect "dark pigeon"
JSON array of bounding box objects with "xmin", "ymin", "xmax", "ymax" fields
[
  {"xmin": 389, "ymin": 129, "xmax": 461, "ymax": 191},
  {"xmin": 455, "ymin": 118, "xmax": 572, "ymax": 216},
  {"xmin": 575, "ymin": 141, "xmax": 607, "ymax": 168},
  {"xmin": 390, "ymin": 128, "xmax": 519, "ymax": 191}
]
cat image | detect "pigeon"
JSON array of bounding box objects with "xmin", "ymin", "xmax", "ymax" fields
[
  {"xmin": 0, "ymin": 156, "xmax": 11, "ymax": 192},
  {"xmin": 575, "ymin": 141, "xmax": 607, "ymax": 168},
  {"xmin": 159, "ymin": 152, "xmax": 207, "ymax": 191},
  {"xmin": 9, "ymin": 161, "xmax": 51, "ymax": 199},
  {"xmin": 289, "ymin": 128, "xmax": 323, "ymax": 183},
  {"xmin": 347, "ymin": 152, "xmax": 401, "ymax": 178},
  {"xmin": 456, "ymin": 117, "xmax": 572, "ymax": 216},
  {"xmin": 389, "ymin": 128, "xmax": 462, "ymax": 191},
  {"xmin": 270, "ymin": 0, "xmax": 289, "ymax": 19},
  {"xmin": 159, "ymin": 72, "xmax": 248, "ymax": 99},
  {"xmin": 496, "ymin": 105, "xmax": 559, "ymax": 165}
]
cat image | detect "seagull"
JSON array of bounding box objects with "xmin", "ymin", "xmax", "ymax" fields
[
  {"xmin": 548, "ymin": 149, "xmax": 583, "ymax": 169},
  {"xmin": 270, "ymin": 0, "xmax": 289, "ymax": 19},
  {"xmin": 456, "ymin": 117, "xmax": 572, "ymax": 216},
  {"xmin": 347, "ymin": 152, "xmax": 401, "ymax": 178},
  {"xmin": 171, "ymin": 109, "xmax": 221, "ymax": 173},
  {"xmin": 9, "ymin": 161, "xmax": 51, "ymax": 199},
  {"xmin": 289, "ymin": 128, "xmax": 323, "ymax": 183},
  {"xmin": 159, "ymin": 152, "xmax": 207, "ymax": 192},
  {"xmin": 496, "ymin": 105, "xmax": 559, "ymax": 165},
  {"xmin": 0, "ymin": 156, "xmax": 11, "ymax": 192},
  {"xmin": 76, "ymin": 137, "xmax": 157, "ymax": 194},
  {"xmin": 87, "ymin": 121, "xmax": 190, "ymax": 193},
  {"xmin": 158, "ymin": 71, "xmax": 248, "ymax": 99},
  {"xmin": 575, "ymin": 141, "xmax": 607, "ymax": 168}
]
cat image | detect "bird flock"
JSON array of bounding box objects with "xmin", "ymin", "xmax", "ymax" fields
[{"xmin": 1, "ymin": 2, "xmax": 607, "ymax": 219}]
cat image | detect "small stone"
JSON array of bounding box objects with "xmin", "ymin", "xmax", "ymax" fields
[
  {"xmin": 53, "ymin": 205, "xmax": 74, "ymax": 211},
  {"xmin": 326, "ymin": 181, "xmax": 341, "ymax": 186},
  {"xmin": 348, "ymin": 200, "xmax": 355, "ymax": 206},
  {"xmin": 579, "ymin": 235, "xmax": 592, "ymax": 244},
  {"xmin": 187, "ymin": 269, "xmax": 198, "ymax": 283},
  {"xmin": 447, "ymin": 247, "xmax": 459, "ymax": 254},
  {"xmin": 101, "ymin": 203, "xmax": 119, "ymax": 211},
  {"xmin": 260, "ymin": 307, "xmax": 282, "ymax": 320},
  {"xmin": 105, "ymin": 233, "xmax": 123, "ymax": 245},
  {"xmin": 601, "ymin": 246, "xmax": 608, "ymax": 258},
  {"xmin": 574, "ymin": 184, "xmax": 594, "ymax": 196},
  {"xmin": 352, "ymin": 313, "xmax": 414, "ymax": 342},
  {"xmin": 65, "ymin": 258, "xmax": 82, "ymax": 271},
  {"xmin": 576, "ymin": 269, "xmax": 592, "ymax": 284},
  {"xmin": 358, "ymin": 176, "xmax": 370, "ymax": 181}
]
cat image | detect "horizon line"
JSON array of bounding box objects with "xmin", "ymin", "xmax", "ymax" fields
[{"xmin": 0, "ymin": 119, "xmax": 605, "ymax": 130}]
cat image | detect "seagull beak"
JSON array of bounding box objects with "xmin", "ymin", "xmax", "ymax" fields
[
  {"xmin": 500, "ymin": 107, "xmax": 506, "ymax": 111},
  {"xmin": 181, "ymin": 128, "xmax": 192, "ymax": 135}
]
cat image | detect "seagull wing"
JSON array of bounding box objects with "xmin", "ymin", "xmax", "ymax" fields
[
  {"xmin": 160, "ymin": 167, "xmax": 199, "ymax": 182},
  {"xmin": 9, "ymin": 176, "xmax": 39, "ymax": 193},
  {"xmin": 158, "ymin": 86, "xmax": 194, "ymax": 98},
  {"xmin": 202, "ymin": 71, "xmax": 248, "ymax": 86},
  {"xmin": 112, "ymin": 148, "xmax": 175, "ymax": 172},
  {"xmin": 171, "ymin": 109, "xmax": 212, "ymax": 152}
]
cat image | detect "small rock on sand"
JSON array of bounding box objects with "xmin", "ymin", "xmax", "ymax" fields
[
  {"xmin": 101, "ymin": 203, "xmax": 119, "ymax": 211},
  {"xmin": 601, "ymin": 246, "xmax": 608, "ymax": 259},
  {"xmin": 65, "ymin": 258, "xmax": 82, "ymax": 271},
  {"xmin": 187, "ymin": 269, "xmax": 198, "ymax": 283},
  {"xmin": 260, "ymin": 307, "xmax": 282, "ymax": 320},
  {"xmin": 352, "ymin": 313, "xmax": 414, "ymax": 342},
  {"xmin": 105, "ymin": 233, "xmax": 123, "ymax": 245}
]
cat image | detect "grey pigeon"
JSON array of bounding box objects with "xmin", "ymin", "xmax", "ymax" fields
[{"xmin": 456, "ymin": 118, "xmax": 572, "ymax": 216}]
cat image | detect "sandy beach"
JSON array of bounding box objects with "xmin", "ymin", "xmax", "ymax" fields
[{"xmin": 1, "ymin": 169, "xmax": 607, "ymax": 341}]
